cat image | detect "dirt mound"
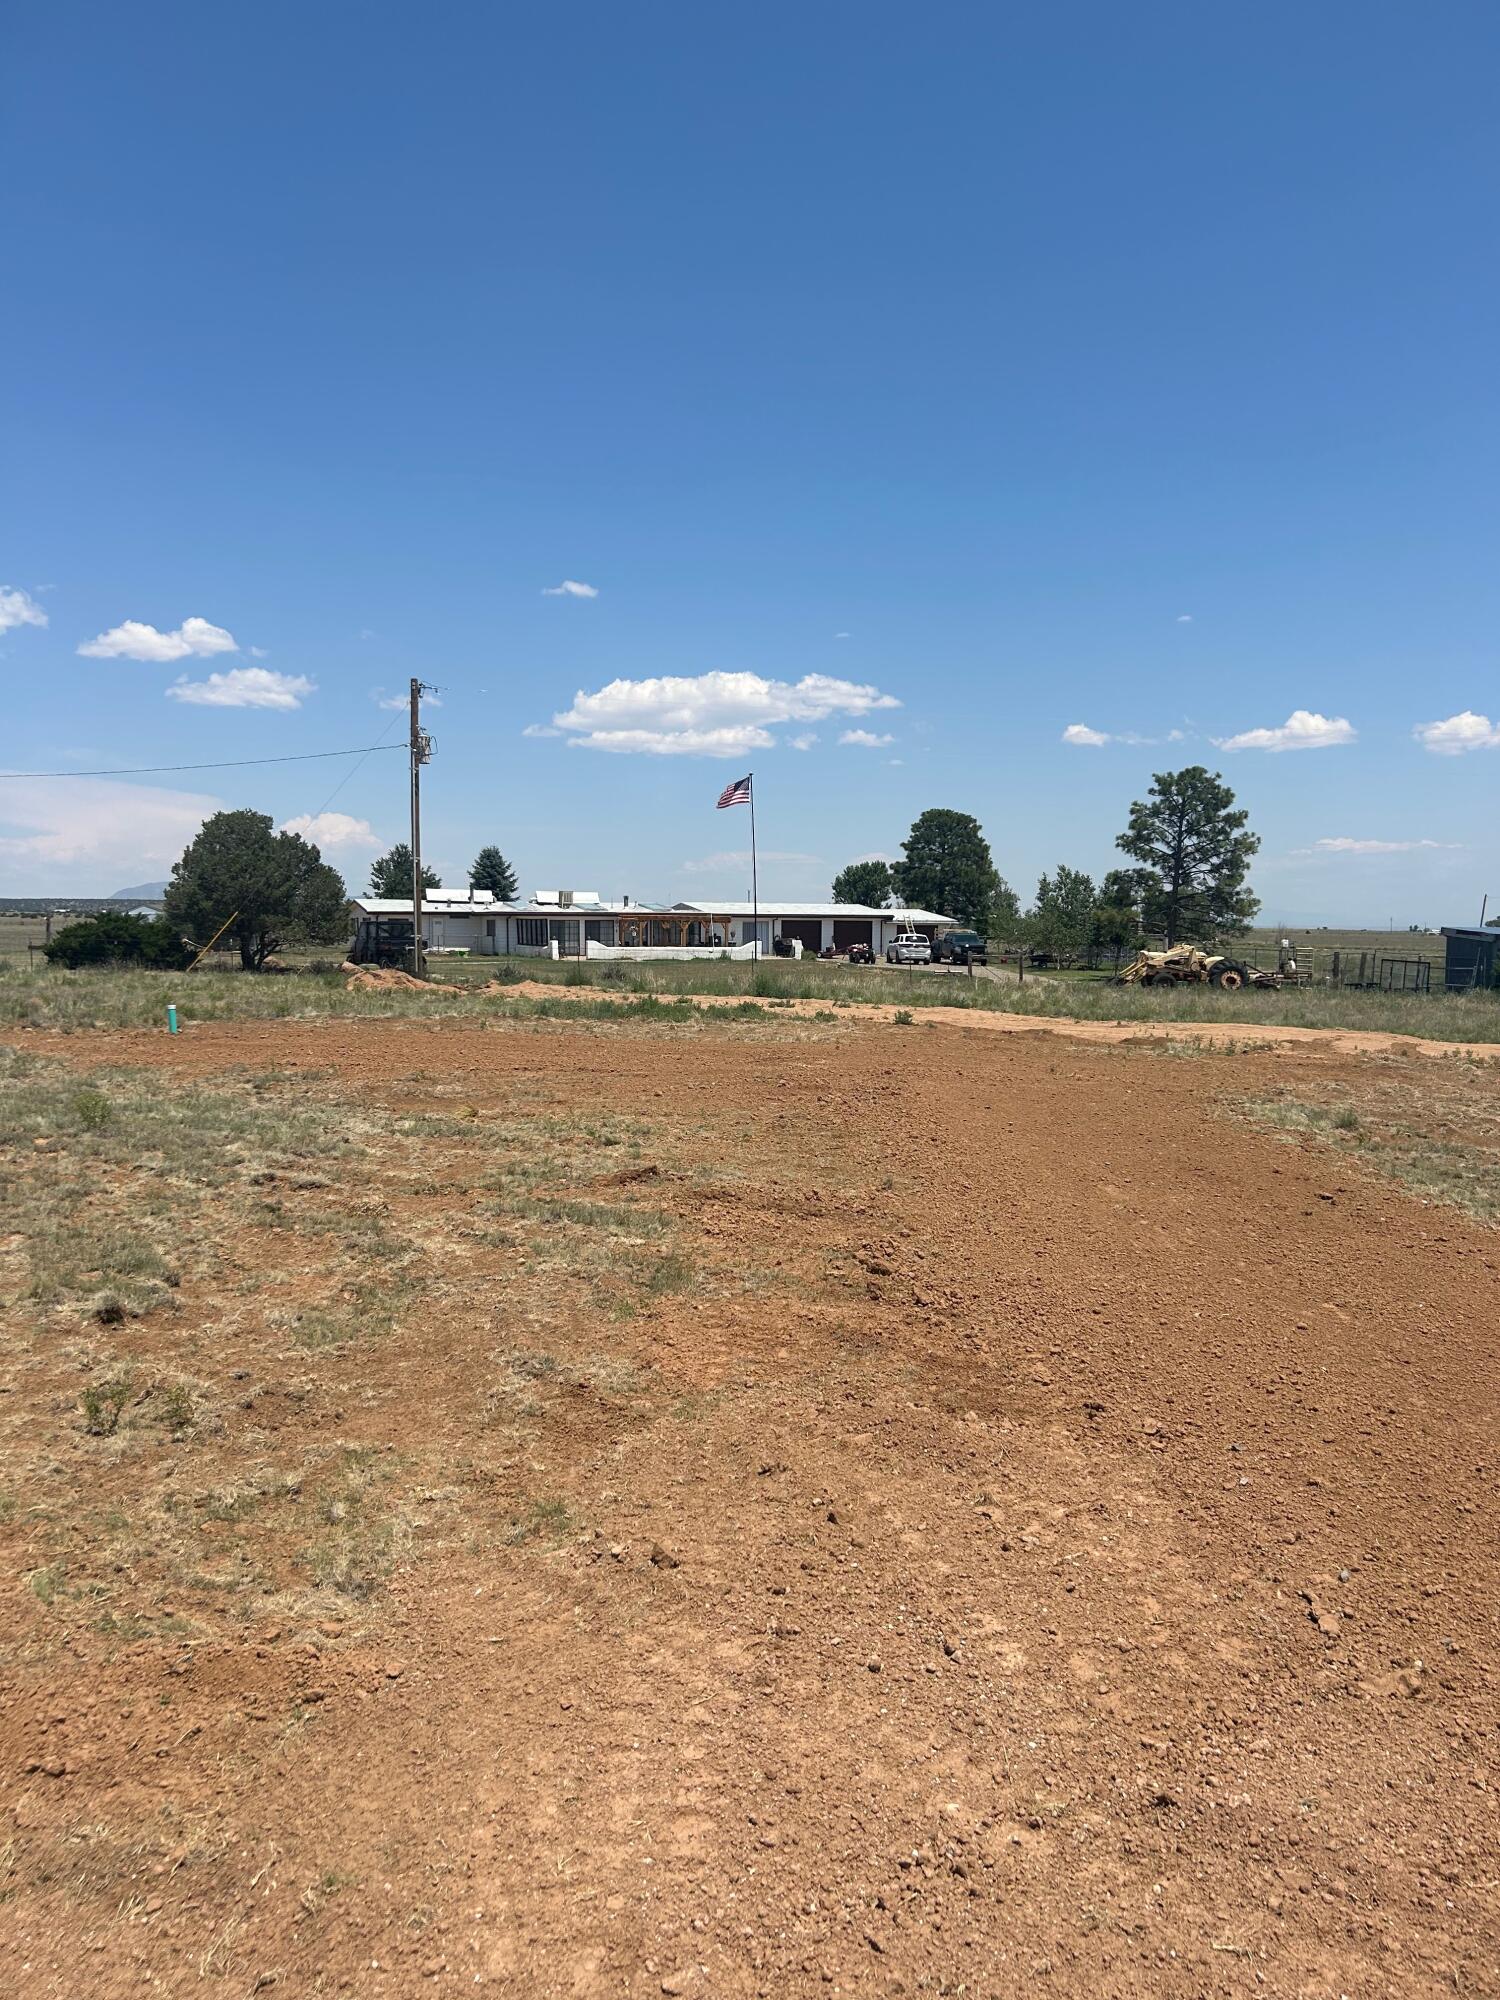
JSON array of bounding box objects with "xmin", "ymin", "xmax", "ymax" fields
[
  {"xmin": 480, "ymin": 976, "xmax": 567, "ymax": 999},
  {"xmin": 343, "ymin": 964, "xmax": 445, "ymax": 992},
  {"xmin": 481, "ymin": 977, "xmax": 1500, "ymax": 1062}
]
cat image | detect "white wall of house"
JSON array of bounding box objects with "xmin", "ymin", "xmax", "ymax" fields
[
  {"xmin": 420, "ymin": 914, "xmax": 496, "ymax": 954},
  {"xmin": 357, "ymin": 902, "xmax": 950, "ymax": 960},
  {"xmin": 586, "ymin": 941, "xmax": 759, "ymax": 962}
]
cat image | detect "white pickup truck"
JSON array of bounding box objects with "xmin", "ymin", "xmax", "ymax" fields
[{"xmin": 885, "ymin": 931, "xmax": 932, "ymax": 965}]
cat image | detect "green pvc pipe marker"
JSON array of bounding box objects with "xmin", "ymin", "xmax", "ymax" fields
[{"xmin": 167, "ymin": 1004, "xmax": 179, "ymax": 1034}]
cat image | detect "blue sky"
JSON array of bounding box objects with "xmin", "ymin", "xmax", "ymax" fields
[{"xmin": 3, "ymin": 2, "xmax": 1497, "ymax": 923}]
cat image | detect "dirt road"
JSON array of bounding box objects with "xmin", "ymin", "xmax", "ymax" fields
[{"xmin": 3, "ymin": 1015, "xmax": 1496, "ymax": 1998}]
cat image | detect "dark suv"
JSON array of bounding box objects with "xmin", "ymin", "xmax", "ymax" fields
[{"xmin": 936, "ymin": 929, "xmax": 988, "ymax": 966}]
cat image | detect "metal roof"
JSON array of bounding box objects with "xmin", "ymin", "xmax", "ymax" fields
[
  {"xmin": 353, "ymin": 895, "xmax": 957, "ymax": 924},
  {"xmin": 673, "ymin": 901, "xmax": 956, "ymax": 923},
  {"xmin": 353, "ymin": 895, "xmax": 511, "ymax": 916},
  {"xmin": 354, "ymin": 896, "xmax": 651, "ymax": 917}
]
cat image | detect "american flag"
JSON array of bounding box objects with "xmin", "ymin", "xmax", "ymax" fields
[{"xmin": 716, "ymin": 773, "xmax": 752, "ymax": 809}]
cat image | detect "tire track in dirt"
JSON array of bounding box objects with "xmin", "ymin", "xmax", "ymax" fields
[{"xmin": 2, "ymin": 1017, "xmax": 1496, "ymax": 1997}]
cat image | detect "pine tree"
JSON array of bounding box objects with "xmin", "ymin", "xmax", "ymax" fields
[
  {"xmin": 165, "ymin": 811, "xmax": 348, "ymax": 970},
  {"xmin": 1116, "ymin": 768, "xmax": 1259, "ymax": 944},
  {"xmin": 370, "ymin": 843, "xmax": 440, "ymax": 898},
  {"xmin": 469, "ymin": 847, "xmax": 519, "ymax": 900}
]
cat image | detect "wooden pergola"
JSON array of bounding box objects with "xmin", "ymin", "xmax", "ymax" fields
[{"xmin": 615, "ymin": 910, "xmax": 732, "ymax": 949}]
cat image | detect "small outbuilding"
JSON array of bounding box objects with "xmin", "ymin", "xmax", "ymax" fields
[{"xmin": 1440, "ymin": 926, "xmax": 1499, "ymax": 992}]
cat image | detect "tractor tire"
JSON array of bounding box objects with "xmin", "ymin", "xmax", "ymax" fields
[
  {"xmin": 1142, "ymin": 968, "xmax": 1175, "ymax": 987},
  {"xmin": 1210, "ymin": 963, "xmax": 1247, "ymax": 991}
]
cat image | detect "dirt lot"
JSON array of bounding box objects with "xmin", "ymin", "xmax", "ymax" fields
[{"xmin": 2, "ymin": 1009, "xmax": 1497, "ymax": 1998}]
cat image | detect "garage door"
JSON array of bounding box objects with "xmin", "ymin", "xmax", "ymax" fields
[
  {"xmin": 779, "ymin": 919, "xmax": 823, "ymax": 951},
  {"xmin": 832, "ymin": 920, "xmax": 873, "ymax": 950}
]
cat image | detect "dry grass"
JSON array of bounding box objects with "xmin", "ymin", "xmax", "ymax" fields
[
  {"xmin": 0, "ymin": 1038, "xmax": 708, "ymax": 1659},
  {"xmin": 1236, "ymin": 1065, "xmax": 1500, "ymax": 1223},
  {"xmin": 5, "ymin": 955, "xmax": 1499, "ymax": 1042}
]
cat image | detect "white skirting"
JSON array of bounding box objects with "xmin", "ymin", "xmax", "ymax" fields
[{"xmin": 584, "ymin": 941, "xmax": 761, "ymax": 962}]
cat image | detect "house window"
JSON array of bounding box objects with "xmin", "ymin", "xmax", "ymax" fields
[
  {"xmin": 515, "ymin": 918, "xmax": 547, "ymax": 946},
  {"xmin": 549, "ymin": 919, "xmax": 581, "ymax": 955}
]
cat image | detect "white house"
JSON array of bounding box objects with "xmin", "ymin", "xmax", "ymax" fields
[
  {"xmin": 348, "ymin": 888, "xmax": 956, "ymax": 962},
  {"xmin": 350, "ymin": 887, "xmax": 508, "ymax": 960}
]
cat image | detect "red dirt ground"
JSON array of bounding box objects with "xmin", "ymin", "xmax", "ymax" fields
[{"xmin": 3, "ymin": 1012, "xmax": 1497, "ymax": 1998}]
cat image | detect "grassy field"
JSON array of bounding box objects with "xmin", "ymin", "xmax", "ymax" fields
[
  {"xmin": 1234, "ymin": 924, "xmax": 1446, "ymax": 979},
  {"xmin": 1240, "ymin": 923, "xmax": 1444, "ymax": 954},
  {"xmin": 4, "ymin": 952, "xmax": 1500, "ymax": 1041},
  {"xmin": 0, "ymin": 913, "xmax": 56, "ymax": 964}
]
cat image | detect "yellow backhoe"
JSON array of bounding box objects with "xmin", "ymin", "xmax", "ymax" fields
[{"xmin": 1115, "ymin": 944, "xmax": 1282, "ymax": 991}]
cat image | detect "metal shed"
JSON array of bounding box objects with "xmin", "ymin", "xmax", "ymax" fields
[{"xmin": 1440, "ymin": 927, "xmax": 1499, "ymax": 992}]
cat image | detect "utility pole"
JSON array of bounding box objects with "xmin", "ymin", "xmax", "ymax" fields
[{"xmin": 409, "ymin": 678, "xmax": 432, "ymax": 978}]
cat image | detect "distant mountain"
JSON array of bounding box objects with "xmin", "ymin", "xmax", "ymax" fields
[{"xmin": 109, "ymin": 880, "xmax": 169, "ymax": 900}]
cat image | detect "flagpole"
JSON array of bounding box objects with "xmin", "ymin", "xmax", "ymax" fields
[{"xmin": 749, "ymin": 774, "xmax": 759, "ymax": 958}]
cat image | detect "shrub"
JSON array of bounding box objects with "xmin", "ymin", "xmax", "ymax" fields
[
  {"xmin": 72, "ymin": 1087, "xmax": 113, "ymax": 1129},
  {"xmin": 44, "ymin": 913, "xmax": 192, "ymax": 971},
  {"xmin": 81, "ymin": 1376, "xmax": 134, "ymax": 1436}
]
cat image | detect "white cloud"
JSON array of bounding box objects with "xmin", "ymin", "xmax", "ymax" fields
[
  {"xmin": 834, "ymin": 631, "xmax": 851, "ymax": 640},
  {"xmin": 1177, "ymin": 614, "xmax": 1193, "ymax": 624},
  {"xmin": 167, "ymin": 667, "xmax": 314, "ymax": 710},
  {"xmin": 1214, "ymin": 710, "xmax": 1356, "ymax": 753},
  {"xmin": 542, "ymin": 579, "xmax": 598, "ymax": 599},
  {"xmin": 0, "ymin": 776, "xmax": 222, "ymax": 882},
  {"xmin": 681, "ymin": 848, "xmax": 821, "ymax": 874},
  {"xmin": 839, "ymin": 729, "xmax": 894, "ymax": 748},
  {"xmin": 78, "ymin": 615, "xmax": 238, "ymax": 662},
  {"xmin": 1413, "ymin": 710, "xmax": 1500, "ymax": 755},
  {"xmin": 789, "ymin": 732, "xmax": 819, "ymax": 751},
  {"xmin": 1310, "ymin": 836, "xmax": 1463, "ymax": 856},
  {"xmin": 248, "ymin": 645, "xmax": 269, "ymax": 659},
  {"xmin": 0, "ymin": 586, "xmax": 48, "ymax": 636},
  {"xmin": 849, "ymin": 850, "xmax": 896, "ymax": 864},
  {"xmin": 547, "ymin": 670, "xmax": 900, "ymax": 757},
  {"xmin": 1064, "ymin": 721, "xmax": 1191, "ymax": 748},
  {"xmin": 280, "ymin": 811, "xmax": 380, "ymax": 850}
]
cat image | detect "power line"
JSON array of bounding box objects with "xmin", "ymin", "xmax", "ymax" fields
[
  {"xmin": 303, "ymin": 715, "xmax": 406, "ymax": 822},
  {"xmin": 0, "ymin": 745, "xmax": 409, "ymax": 780}
]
